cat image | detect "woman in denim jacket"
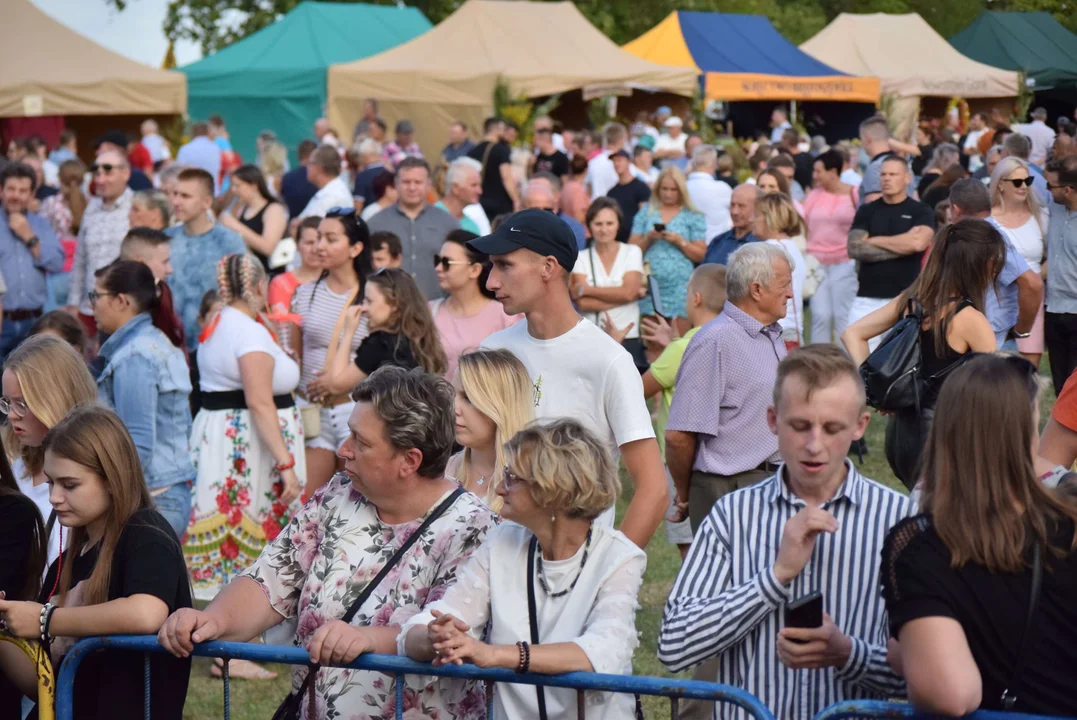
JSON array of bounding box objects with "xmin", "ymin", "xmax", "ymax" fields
[{"xmin": 93, "ymin": 259, "xmax": 194, "ymax": 538}]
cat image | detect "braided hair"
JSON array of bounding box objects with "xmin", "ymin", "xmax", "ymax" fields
[
  {"xmin": 309, "ymin": 208, "xmax": 373, "ymax": 309},
  {"xmin": 216, "ymin": 253, "xmax": 276, "ymax": 337}
]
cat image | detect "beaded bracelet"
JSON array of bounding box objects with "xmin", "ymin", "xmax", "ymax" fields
[
  {"xmin": 515, "ymin": 640, "xmax": 531, "ymax": 674},
  {"xmin": 39, "ymin": 603, "xmax": 56, "ymax": 642},
  {"xmin": 274, "ymin": 455, "xmax": 296, "ymax": 472}
]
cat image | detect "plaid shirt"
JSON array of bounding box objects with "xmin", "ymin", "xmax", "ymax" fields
[
  {"xmin": 382, "ymin": 141, "xmax": 423, "ymax": 170},
  {"xmin": 69, "ymin": 188, "xmax": 132, "ymax": 314}
]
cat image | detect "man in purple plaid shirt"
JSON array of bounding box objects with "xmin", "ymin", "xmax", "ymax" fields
[{"xmin": 383, "ymin": 119, "xmax": 424, "ymax": 170}]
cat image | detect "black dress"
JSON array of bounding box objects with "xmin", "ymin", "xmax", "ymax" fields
[{"xmin": 238, "ymin": 201, "xmax": 280, "ymax": 274}]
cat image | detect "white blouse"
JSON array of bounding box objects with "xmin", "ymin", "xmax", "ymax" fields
[
  {"xmin": 572, "ymin": 243, "xmax": 644, "ymax": 340},
  {"xmin": 401, "ymin": 522, "xmax": 647, "ymax": 720}
]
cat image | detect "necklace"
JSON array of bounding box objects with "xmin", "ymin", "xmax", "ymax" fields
[
  {"xmin": 475, "ymin": 474, "xmax": 486, "ymax": 487},
  {"xmin": 536, "ymin": 525, "xmax": 593, "ymax": 598}
]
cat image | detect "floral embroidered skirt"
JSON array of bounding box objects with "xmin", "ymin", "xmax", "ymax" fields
[{"xmin": 184, "ymin": 405, "xmax": 306, "ymax": 601}]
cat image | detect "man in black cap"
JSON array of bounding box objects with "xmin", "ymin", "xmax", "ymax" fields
[
  {"xmin": 471, "ymin": 209, "xmax": 668, "ymax": 548},
  {"xmin": 384, "ymin": 119, "xmax": 423, "ymax": 170},
  {"xmin": 94, "ymin": 130, "xmax": 153, "ymax": 191},
  {"xmin": 606, "ymin": 149, "xmax": 651, "ymax": 243}
]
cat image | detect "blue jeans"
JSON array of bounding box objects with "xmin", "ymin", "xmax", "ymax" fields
[
  {"xmin": 0, "ymin": 317, "xmax": 37, "ymax": 365},
  {"xmin": 153, "ymin": 481, "xmax": 193, "ymax": 539},
  {"xmin": 44, "ymin": 271, "xmax": 72, "ymax": 312},
  {"xmin": 1001, "ymin": 338, "xmax": 1018, "ymax": 352}
]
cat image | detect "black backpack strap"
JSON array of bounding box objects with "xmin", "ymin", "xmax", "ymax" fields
[
  {"xmin": 527, "ymin": 536, "xmax": 549, "ymax": 720},
  {"xmin": 1001, "ymin": 542, "xmax": 1043, "ymax": 710}
]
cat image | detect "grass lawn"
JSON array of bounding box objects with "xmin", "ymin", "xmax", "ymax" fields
[{"xmin": 183, "ymin": 361, "xmax": 1058, "ymax": 719}]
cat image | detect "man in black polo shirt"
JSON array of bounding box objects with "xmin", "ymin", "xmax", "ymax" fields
[
  {"xmin": 846, "ymin": 155, "xmax": 935, "ymax": 351},
  {"xmin": 606, "ymin": 150, "xmax": 650, "ymax": 242},
  {"xmin": 468, "ymin": 117, "xmax": 518, "ymax": 221}
]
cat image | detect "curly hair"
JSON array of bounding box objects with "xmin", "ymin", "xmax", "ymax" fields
[{"xmin": 367, "ymin": 268, "xmax": 447, "ymax": 376}]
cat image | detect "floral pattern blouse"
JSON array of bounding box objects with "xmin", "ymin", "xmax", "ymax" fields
[
  {"xmin": 631, "ymin": 205, "xmax": 706, "ymax": 318},
  {"xmin": 245, "ymin": 474, "xmax": 497, "ymax": 720}
]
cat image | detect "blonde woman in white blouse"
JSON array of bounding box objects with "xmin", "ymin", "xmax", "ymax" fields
[{"xmin": 402, "ymin": 419, "xmax": 646, "ymax": 719}]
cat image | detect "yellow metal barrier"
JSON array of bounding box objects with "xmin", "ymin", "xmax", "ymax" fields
[{"xmin": 0, "ymin": 631, "xmax": 54, "ymax": 720}]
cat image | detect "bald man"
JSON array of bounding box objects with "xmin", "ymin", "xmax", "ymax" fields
[
  {"xmin": 702, "ymin": 184, "xmax": 761, "ymax": 265},
  {"xmin": 525, "ymin": 175, "xmax": 587, "ymax": 249}
]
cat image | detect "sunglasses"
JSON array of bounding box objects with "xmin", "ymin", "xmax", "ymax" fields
[
  {"xmin": 433, "ymin": 255, "xmax": 471, "ymax": 271},
  {"xmin": 1046, "ymin": 182, "xmax": 1075, "ymax": 192},
  {"xmin": 1005, "ymin": 177, "xmax": 1034, "ymax": 188},
  {"xmin": 90, "ymin": 163, "xmax": 126, "ymax": 175}
]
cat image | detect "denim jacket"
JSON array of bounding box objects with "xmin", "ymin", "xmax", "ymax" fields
[{"xmin": 97, "ymin": 313, "xmax": 195, "ymax": 490}]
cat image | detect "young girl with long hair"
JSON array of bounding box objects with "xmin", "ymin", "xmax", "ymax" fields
[
  {"xmin": 93, "ymin": 260, "xmax": 194, "ymax": 539},
  {"xmin": 2, "ymin": 335, "xmax": 98, "ymax": 566},
  {"xmin": 294, "ymin": 208, "xmax": 373, "ymax": 496},
  {"xmin": 219, "ymin": 164, "xmax": 288, "ymax": 273},
  {"xmin": 843, "ymin": 219, "xmax": 1003, "ymax": 487},
  {"xmin": 0, "ymin": 405, "xmax": 192, "ymax": 720},
  {"xmin": 322, "ymin": 267, "xmax": 448, "ymax": 393},
  {"xmin": 882, "ymin": 354, "xmax": 1077, "ymax": 717},
  {"xmin": 446, "ymin": 349, "xmax": 534, "ymax": 511}
]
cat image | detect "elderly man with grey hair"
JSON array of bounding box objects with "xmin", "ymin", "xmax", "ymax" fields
[
  {"xmin": 158, "ymin": 365, "xmax": 497, "ymax": 718},
  {"xmin": 686, "ymin": 145, "xmax": 733, "ymax": 243},
  {"xmin": 1001, "ymin": 132, "xmax": 1052, "ymax": 205},
  {"xmin": 436, "ymin": 156, "xmax": 484, "ymax": 234},
  {"xmin": 666, "ymin": 241, "xmax": 793, "ymax": 531},
  {"xmin": 526, "ymin": 173, "xmax": 588, "ymax": 249}
]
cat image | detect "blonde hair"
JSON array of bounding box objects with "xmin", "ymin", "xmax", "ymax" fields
[
  {"xmin": 649, "ymin": 165, "xmax": 700, "ymax": 214},
  {"xmin": 44, "ymin": 405, "xmax": 160, "ymax": 606},
  {"xmin": 2, "ymin": 335, "xmax": 98, "ymax": 475},
  {"xmin": 990, "ymin": 157, "xmax": 1046, "ymax": 235},
  {"xmin": 503, "ymin": 419, "xmax": 619, "ymax": 519},
  {"xmin": 755, "ymin": 191, "xmax": 806, "ymax": 238},
  {"xmin": 260, "ymin": 141, "xmax": 288, "ymax": 179},
  {"xmin": 456, "ymin": 349, "xmax": 534, "ymax": 511}
]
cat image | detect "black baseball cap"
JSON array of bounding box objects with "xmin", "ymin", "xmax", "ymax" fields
[
  {"xmin": 467, "ymin": 208, "xmax": 579, "ymax": 271},
  {"xmin": 611, "ymin": 149, "xmax": 631, "ymax": 161},
  {"xmin": 93, "ymin": 130, "xmax": 131, "ymax": 150}
]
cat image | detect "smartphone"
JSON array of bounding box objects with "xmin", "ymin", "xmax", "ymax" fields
[
  {"xmin": 784, "ymin": 592, "xmax": 823, "ymax": 638},
  {"xmin": 653, "ymin": 223, "xmax": 666, "ymax": 233},
  {"xmin": 647, "ymin": 275, "xmax": 668, "ymax": 319}
]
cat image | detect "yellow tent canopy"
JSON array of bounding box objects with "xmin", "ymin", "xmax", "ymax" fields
[
  {"xmin": 624, "ymin": 12, "xmax": 879, "ymax": 103},
  {"xmin": 327, "ymin": 0, "xmax": 698, "ymax": 156},
  {"xmin": 0, "ymin": 0, "xmax": 186, "ymax": 118}
]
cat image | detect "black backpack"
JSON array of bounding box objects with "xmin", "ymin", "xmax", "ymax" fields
[{"xmin": 860, "ymin": 298, "xmax": 925, "ymax": 412}]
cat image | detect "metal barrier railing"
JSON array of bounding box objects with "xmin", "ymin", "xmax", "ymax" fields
[
  {"xmin": 55, "ymin": 635, "xmax": 777, "ymax": 720},
  {"xmin": 812, "ymin": 699, "xmax": 1068, "ymax": 720},
  {"xmin": 0, "ymin": 632, "xmax": 54, "ymax": 720}
]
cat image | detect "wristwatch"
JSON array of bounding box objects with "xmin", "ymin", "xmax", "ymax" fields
[
  {"xmin": 25, "ymin": 234, "xmax": 39, "ymax": 249},
  {"xmin": 1012, "ymin": 329, "xmax": 1032, "ymax": 339}
]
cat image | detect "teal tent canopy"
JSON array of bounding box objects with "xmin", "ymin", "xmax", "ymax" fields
[
  {"xmin": 181, "ymin": 2, "xmax": 432, "ymax": 163},
  {"xmin": 950, "ymin": 11, "xmax": 1077, "ymax": 92}
]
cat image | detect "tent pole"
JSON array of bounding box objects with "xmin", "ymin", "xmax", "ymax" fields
[{"xmin": 790, "ymin": 100, "xmax": 797, "ymax": 126}]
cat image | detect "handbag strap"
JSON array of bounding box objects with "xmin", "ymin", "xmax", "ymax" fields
[
  {"xmin": 298, "ymin": 486, "xmax": 467, "ymax": 705},
  {"xmin": 1001, "ymin": 542, "xmax": 1042, "ymax": 710},
  {"xmin": 527, "ymin": 536, "xmax": 549, "ymax": 720}
]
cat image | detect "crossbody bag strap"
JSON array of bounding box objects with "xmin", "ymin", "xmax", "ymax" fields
[
  {"xmin": 298, "ymin": 487, "xmax": 467, "ymax": 705},
  {"xmin": 527, "ymin": 536, "xmax": 549, "ymax": 720},
  {"xmin": 1001, "ymin": 542, "xmax": 1043, "ymax": 710}
]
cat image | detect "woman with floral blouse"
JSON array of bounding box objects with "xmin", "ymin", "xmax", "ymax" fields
[{"xmin": 159, "ymin": 366, "xmax": 496, "ymax": 720}]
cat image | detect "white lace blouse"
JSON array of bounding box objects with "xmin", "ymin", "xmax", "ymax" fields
[{"xmin": 400, "ymin": 521, "xmax": 647, "ymax": 719}]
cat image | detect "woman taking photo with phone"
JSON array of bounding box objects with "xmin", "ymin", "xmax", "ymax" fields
[
  {"xmin": 294, "ymin": 209, "xmax": 373, "ymax": 497},
  {"xmin": 882, "ymin": 354, "xmax": 1077, "ymax": 717},
  {"xmin": 0, "ymin": 405, "xmax": 192, "ymax": 720},
  {"xmin": 431, "ymin": 229, "xmax": 520, "ymax": 380},
  {"xmin": 572, "ymin": 198, "xmax": 646, "ymax": 368},
  {"xmin": 446, "ymin": 348, "xmax": 534, "ymax": 511},
  {"xmin": 2, "ymin": 335, "xmax": 99, "ymax": 566}
]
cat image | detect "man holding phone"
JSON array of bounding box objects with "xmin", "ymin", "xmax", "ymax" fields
[{"xmin": 660, "ymin": 345, "xmax": 911, "ymax": 719}]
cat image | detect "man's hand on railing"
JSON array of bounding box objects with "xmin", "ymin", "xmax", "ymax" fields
[
  {"xmin": 158, "ymin": 608, "xmax": 223, "ymax": 658},
  {"xmin": 307, "ymin": 620, "xmax": 376, "ymax": 665}
]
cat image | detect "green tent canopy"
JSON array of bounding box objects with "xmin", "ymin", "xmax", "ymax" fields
[
  {"xmin": 950, "ymin": 11, "xmax": 1077, "ymax": 92},
  {"xmin": 181, "ymin": 2, "xmax": 432, "ymax": 163}
]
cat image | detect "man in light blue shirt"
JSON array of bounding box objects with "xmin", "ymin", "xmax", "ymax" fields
[
  {"xmin": 164, "ymin": 168, "xmax": 245, "ymax": 350},
  {"xmin": 176, "ymin": 123, "xmax": 222, "ymax": 195},
  {"xmin": 1002, "ymin": 133, "xmax": 1051, "ymax": 206},
  {"xmin": 0, "ymin": 162, "xmax": 65, "ymax": 361},
  {"xmin": 949, "ymin": 180, "xmax": 1042, "ymax": 349}
]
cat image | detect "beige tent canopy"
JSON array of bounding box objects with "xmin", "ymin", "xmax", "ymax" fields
[
  {"xmin": 327, "ymin": 0, "xmax": 698, "ymax": 157},
  {"xmin": 800, "ymin": 13, "xmax": 1019, "ymax": 137},
  {"xmin": 0, "ymin": 0, "xmax": 186, "ymax": 118}
]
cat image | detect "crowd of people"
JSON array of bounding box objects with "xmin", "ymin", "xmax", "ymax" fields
[{"xmin": 0, "ymin": 99, "xmax": 1076, "ymax": 720}]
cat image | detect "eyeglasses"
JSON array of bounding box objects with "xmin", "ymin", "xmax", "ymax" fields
[
  {"xmin": 433, "ymin": 255, "xmax": 471, "ymax": 271},
  {"xmin": 0, "ymin": 397, "xmax": 29, "ymax": 419},
  {"xmin": 534, "ymin": 128, "xmax": 552, "ymax": 135},
  {"xmin": 1005, "ymin": 177, "xmax": 1035, "ymax": 188},
  {"xmin": 1046, "ymin": 182, "xmax": 1075, "ymax": 192},
  {"xmin": 90, "ymin": 163, "xmax": 127, "ymax": 175},
  {"xmin": 502, "ymin": 468, "xmax": 529, "ymax": 493},
  {"xmin": 87, "ymin": 290, "xmax": 116, "ymax": 304}
]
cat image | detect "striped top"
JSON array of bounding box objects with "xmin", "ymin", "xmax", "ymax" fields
[
  {"xmin": 292, "ymin": 280, "xmax": 369, "ymax": 394},
  {"xmin": 659, "ymin": 462, "xmax": 912, "ymax": 720}
]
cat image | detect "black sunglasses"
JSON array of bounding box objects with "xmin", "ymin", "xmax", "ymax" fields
[
  {"xmin": 433, "ymin": 255, "xmax": 470, "ymax": 271},
  {"xmin": 1046, "ymin": 182, "xmax": 1075, "ymax": 192},
  {"xmin": 1005, "ymin": 177, "xmax": 1035, "ymax": 188},
  {"xmin": 90, "ymin": 163, "xmax": 126, "ymax": 175}
]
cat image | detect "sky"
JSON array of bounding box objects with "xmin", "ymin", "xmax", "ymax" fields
[{"xmin": 30, "ymin": 0, "xmax": 203, "ymax": 67}]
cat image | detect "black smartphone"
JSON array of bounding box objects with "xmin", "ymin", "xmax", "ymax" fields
[
  {"xmin": 647, "ymin": 275, "xmax": 668, "ymax": 319},
  {"xmin": 653, "ymin": 223, "xmax": 666, "ymax": 232},
  {"xmin": 784, "ymin": 591, "xmax": 823, "ymax": 636}
]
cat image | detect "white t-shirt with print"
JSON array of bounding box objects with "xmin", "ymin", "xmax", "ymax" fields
[
  {"xmin": 481, "ymin": 318, "xmax": 655, "ymax": 525},
  {"xmin": 572, "ymin": 243, "xmax": 644, "ymax": 339}
]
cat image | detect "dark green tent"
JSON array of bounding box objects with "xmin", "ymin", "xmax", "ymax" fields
[
  {"xmin": 950, "ymin": 11, "xmax": 1077, "ymax": 92},
  {"xmin": 181, "ymin": 2, "xmax": 431, "ymax": 163}
]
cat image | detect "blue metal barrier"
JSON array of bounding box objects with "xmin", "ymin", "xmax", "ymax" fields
[
  {"xmin": 55, "ymin": 635, "xmax": 777, "ymax": 720},
  {"xmin": 813, "ymin": 699, "xmax": 1068, "ymax": 720}
]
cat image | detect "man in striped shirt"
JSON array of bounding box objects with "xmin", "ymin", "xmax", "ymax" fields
[{"xmin": 660, "ymin": 345, "xmax": 911, "ymax": 719}]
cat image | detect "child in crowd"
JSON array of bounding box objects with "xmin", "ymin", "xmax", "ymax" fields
[{"xmin": 369, "ymin": 230, "xmax": 403, "ymax": 270}]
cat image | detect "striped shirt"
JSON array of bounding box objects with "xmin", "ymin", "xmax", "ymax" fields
[
  {"xmin": 292, "ymin": 280, "xmax": 369, "ymax": 394},
  {"xmin": 659, "ymin": 462, "xmax": 912, "ymax": 719}
]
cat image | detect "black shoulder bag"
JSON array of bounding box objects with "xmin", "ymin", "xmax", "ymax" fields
[
  {"xmin": 273, "ymin": 487, "xmax": 466, "ymax": 720},
  {"xmin": 860, "ymin": 298, "xmax": 925, "ymax": 413},
  {"xmin": 1000, "ymin": 542, "xmax": 1043, "ymax": 711},
  {"xmin": 526, "ymin": 537, "xmax": 550, "ymax": 720}
]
